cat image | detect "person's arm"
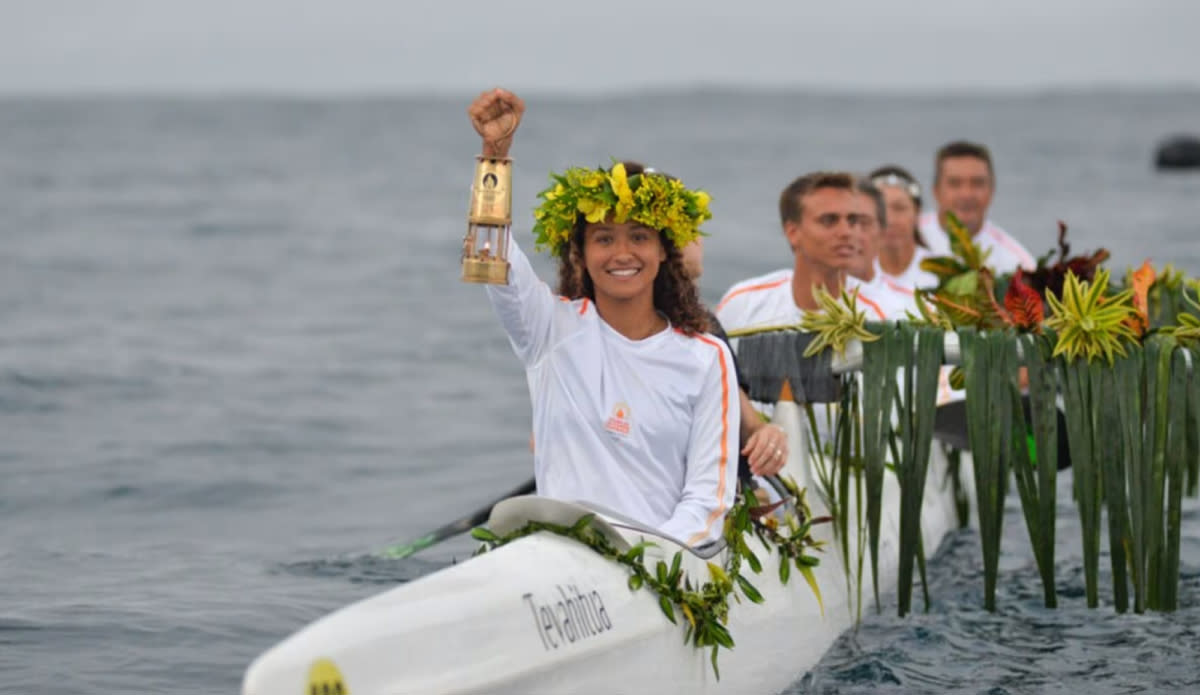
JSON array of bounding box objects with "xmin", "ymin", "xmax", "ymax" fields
[
  {"xmin": 705, "ymin": 311, "xmax": 789, "ymax": 477},
  {"xmin": 738, "ymin": 390, "xmax": 789, "ymax": 476},
  {"xmin": 660, "ymin": 341, "xmax": 740, "ymax": 547},
  {"xmin": 466, "ymin": 89, "xmax": 556, "ymax": 366},
  {"xmin": 485, "ymin": 239, "xmax": 558, "ymax": 365}
]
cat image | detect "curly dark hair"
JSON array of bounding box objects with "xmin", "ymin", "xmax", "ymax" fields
[{"xmin": 554, "ymin": 214, "xmax": 710, "ymax": 336}]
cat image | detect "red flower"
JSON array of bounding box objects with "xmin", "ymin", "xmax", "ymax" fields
[{"xmin": 1004, "ymin": 269, "xmax": 1044, "ymax": 332}]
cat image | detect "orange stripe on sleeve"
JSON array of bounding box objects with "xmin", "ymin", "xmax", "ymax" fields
[
  {"xmin": 858, "ymin": 294, "xmax": 886, "ymax": 320},
  {"xmin": 714, "ymin": 277, "xmax": 790, "ymax": 313},
  {"xmin": 884, "ymin": 278, "xmax": 914, "ymax": 296},
  {"xmin": 686, "ymin": 333, "xmax": 731, "ymax": 546},
  {"xmin": 987, "ymin": 228, "xmax": 1036, "ymax": 268}
]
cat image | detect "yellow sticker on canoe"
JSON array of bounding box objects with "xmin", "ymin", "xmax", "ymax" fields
[{"xmin": 306, "ymin": 658, "xmax": 348, "ymax": 695}]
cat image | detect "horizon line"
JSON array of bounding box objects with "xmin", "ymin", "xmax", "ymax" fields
[{"xmin": 1, "ymin": 80, "xmax": 1199, "ymax": 102}]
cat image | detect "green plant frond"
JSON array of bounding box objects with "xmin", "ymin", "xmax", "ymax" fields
[
  {"xmin": 1182, "ymin": 286, "xmax": 1200, "ymax": 314},
  {"xmin": 1045, "ymin": 282, "xmax": 1068, "ymax": 316},
  {"xmin": 724, "ymin": 323, "xmax": 804, "ymax": 339},
  {"xmin": 1162, "ymin": 286, "xmax": 1200, "ymax": 345},
  {"xmin": 945, "ymin": 212, "xmax": 984, "ymax": 269},
  {"xmin": 1157, "ymin": 263, "xmax": 1185, "ymax": 289},
  {"xmin": 1078, "ymin": 270, "xmax": 1110, "ymax": 313},
  {"xmin": 1060, "ymin": 270, "xmax": 1086, "ymax": 314},
  {"xmin": 799, "ymin": 286, "xmax": 881, "ymax": 358},
  {"xmin": 944, "ymin": 270, "xmax": 980, "ymax": 296},
  {"xmin": 799, "ymin": 565, "xmax": 825, "ymax": 616},
  {"xmin": 908, "ymin": 290, "xmax": 954, "ymax": 329}
]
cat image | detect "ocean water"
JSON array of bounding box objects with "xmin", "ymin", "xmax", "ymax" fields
[{"xmin": 1, "ymin": 90, "xmax": 1199, "ymax": 694}]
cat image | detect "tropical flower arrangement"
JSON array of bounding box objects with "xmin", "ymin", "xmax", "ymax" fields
[
  {"xmin": 729, "ymin": 214, "xmax": 1200, "ymax": 618},
  {"xmin": 531, "ymin": 162, "xmax": 713, "ymax": 256}
]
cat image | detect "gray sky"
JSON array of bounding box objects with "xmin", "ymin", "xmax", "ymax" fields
[{"xmin": 3, "ymin": 0, "xmax": 1198, "ymax": 94}]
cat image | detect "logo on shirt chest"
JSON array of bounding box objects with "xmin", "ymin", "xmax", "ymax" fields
[{"xmin": 604, "ymin": 402, "xmax": 632, "ymax": 436}]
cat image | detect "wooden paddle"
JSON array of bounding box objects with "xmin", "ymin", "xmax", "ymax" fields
[{"xmin": 379, "ymin": 477, "xmax": 536, "ymax": 559}]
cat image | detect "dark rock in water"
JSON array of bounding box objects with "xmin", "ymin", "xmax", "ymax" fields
[{"xmin": 1155, "ymin": 135, "xmax": 1200, "ymax": 170}]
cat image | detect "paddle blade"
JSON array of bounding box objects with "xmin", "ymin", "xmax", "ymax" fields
[
  {"xmin": 379, "ymin": 533, "xmax": 438, "ymax": 559},
  {"xmin": 377, "ymin": 477, "xmax": 536, "ymax": 559}
]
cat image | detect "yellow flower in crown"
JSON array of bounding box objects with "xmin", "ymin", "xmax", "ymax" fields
[
  {"xmin": 608, "ymin": 163, "xmax": 635, "ymax": 220},
  {"xmin": 580, "ymin": 171, "xmax": 606, "ymax": 188},
  {"xmin": 532, "ymin": 161, "xmax": 713, "ymax": 256},
  {"xmin": 576, "ymin": 197, "xmax": 610, "ymax": 223}
]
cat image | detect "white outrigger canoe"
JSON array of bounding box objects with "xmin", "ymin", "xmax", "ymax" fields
[{"xmin": 243, "ymin": 396, "xmax": 973, "ymax": 695}]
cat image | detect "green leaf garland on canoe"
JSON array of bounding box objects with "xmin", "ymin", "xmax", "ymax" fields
[{"xmin": 471, "ymin": 481, "xmax": 825, "ymax": 679}]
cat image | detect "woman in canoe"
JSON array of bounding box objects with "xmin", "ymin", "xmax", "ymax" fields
[
  {"xmin": 467, "ymin": 88, "xmax": 739, "ymax": 547},
  {"xmin": 869, "ymin": 164, "xmax": 937, "ymax": 291},
  {"xmin": 579, "ymin": 160, "xmax": 791, "ymax": 482}
]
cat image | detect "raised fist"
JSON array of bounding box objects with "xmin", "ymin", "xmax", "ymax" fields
[{"xmin": 467, "ymin": 88, "xmax": 525, "ymax": 158}]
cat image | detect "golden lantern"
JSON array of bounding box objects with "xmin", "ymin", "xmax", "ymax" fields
[{"xmin": 461, "ymin": 155, "xmax": 512, "ymax": 284}]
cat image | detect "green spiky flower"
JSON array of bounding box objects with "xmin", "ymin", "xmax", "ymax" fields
[
  {"xmin": 799, "ymin": 286, "xmax": 880, "ymax": 358},
  {"xmin": 1045, "ymin": 268, "xmax": 1138, "ymax": 364}
]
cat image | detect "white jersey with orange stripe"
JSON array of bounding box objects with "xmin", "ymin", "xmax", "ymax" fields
[
  {"xmin": 846, "ymin": 274, "xmax": 917, "ymax": 320},
  {"xmin": 714, "ymin": 269, "xmax": 890, "ymax": 333},
  {"xmin": 713, "ymin": 269, "xmax": 893, "ymax": 455},
  {"xmin": 486, "ymin": 239, "xmax": 739, "ymax": 548},
  {"xmin": 919, "ymin": 212, "xmax": 1036, "ymax": 274},
  {"xmin": 876, "ymin": 247, "xmax": 939, "ymax": 293}
]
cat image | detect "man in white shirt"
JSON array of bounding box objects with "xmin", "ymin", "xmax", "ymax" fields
[
  {"xmin": 716, "ymin": 171, "xmax": 891, "ymax": 332},
  {"xmin": 918, "ymin": 141, "xmax": 1036, "ymax": 275},
  {"xmin": 716, "ymin": 171, "xmax": 887, "ymax": 456},
  {"xmin": 847, "ymin": 178, "xmax": 919, "ymax": 320}
]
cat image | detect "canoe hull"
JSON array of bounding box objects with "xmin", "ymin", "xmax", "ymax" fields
[{"xmin": 243, "ymin": 402, "xmax": 973, "ymax": 695}]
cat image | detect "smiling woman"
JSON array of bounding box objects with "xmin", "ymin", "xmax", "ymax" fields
[
  {"xmin": 584, "ymin": 222, "xmax": 666, "ymax": 305},
  {"xmin": 547, "ymin": 164, "xmax": 712, "ymax": 340},
  {"xmin": 466, "ymin": 88, "xmax": 739, "ymax": 547}
]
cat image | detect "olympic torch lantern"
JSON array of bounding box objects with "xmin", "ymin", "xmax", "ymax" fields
[{"xmin": 461, "ymin": 155, "xmax": 512, "ymax": 285}]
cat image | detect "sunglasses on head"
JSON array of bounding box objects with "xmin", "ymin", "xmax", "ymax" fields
[{"xmin": 871, "ymin": 173, "xmax": 921, "ymax": 200}]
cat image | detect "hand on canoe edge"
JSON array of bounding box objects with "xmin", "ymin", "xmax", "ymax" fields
[{"xmin": 744, "ymin": 423, "xmax": 789, "ymax": 477}]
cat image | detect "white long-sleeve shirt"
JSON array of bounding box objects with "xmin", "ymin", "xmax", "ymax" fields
[
  {"xmin": 846, "ymin": 274, "xmax": 918, "ymax": 320},
  {"xmin": 486, "ymin": 239, "xmax": 739, "ymax": 547},
  {"xmin": 714, "ymin": 269, "xmax": 891, "ymax": 330},
  {"xmin": 919, "ymin": 212, "xmax": 1036, "ymax": 274},
  {"xmin": 876, "ymin": 247, "xmax": 939, "ymax": 293},
  {"xmin": 714, "ymin": 269, "xmax": 894, "ymax": 448}
]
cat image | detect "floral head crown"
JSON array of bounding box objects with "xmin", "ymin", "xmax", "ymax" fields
[{"xmin": 531, "ymin": 162, "xmax": 713, "ymax": 257}]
